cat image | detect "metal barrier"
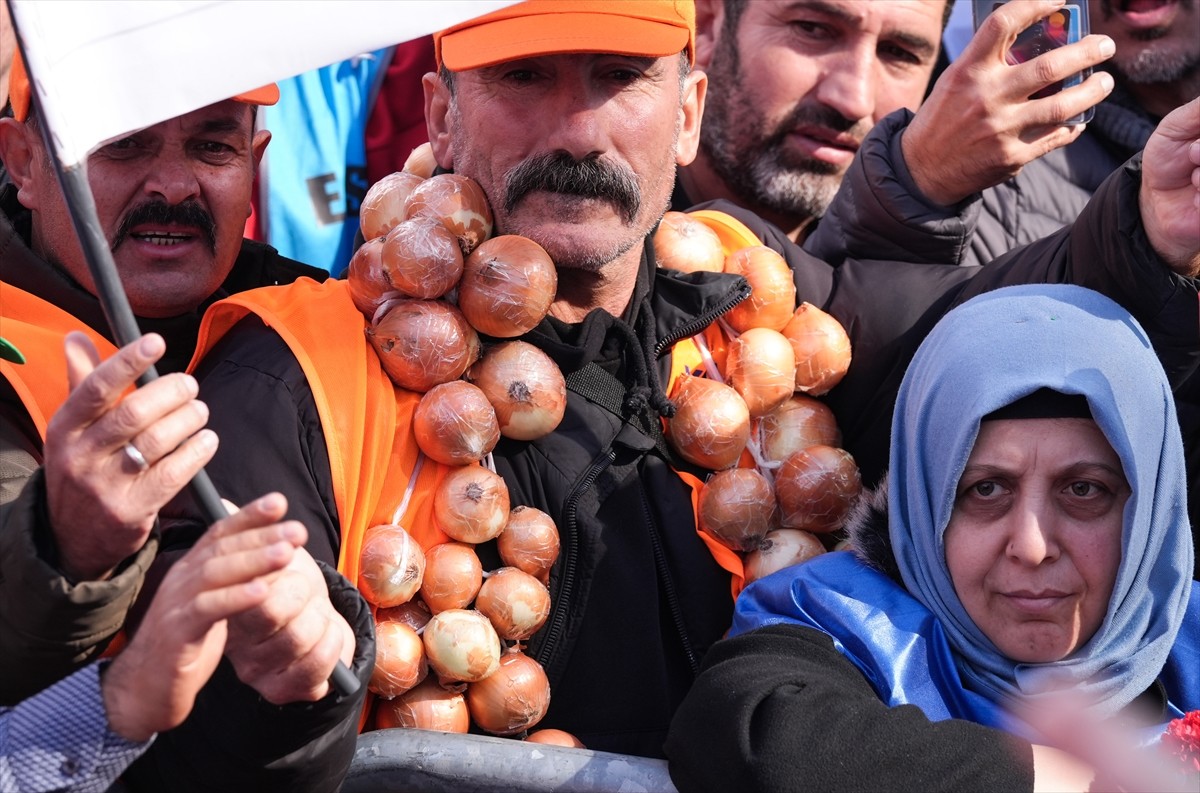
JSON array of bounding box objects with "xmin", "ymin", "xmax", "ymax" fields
[{"xmin": 342, "ymin": 728, "xmax": 679, "ymax": 792}]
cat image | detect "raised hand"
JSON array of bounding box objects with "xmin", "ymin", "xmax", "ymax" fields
[
  {"xmin": 44, "ymin": 332, "xmax": 216, "ymax": 581},
  {"xmin": 101, "ymin": 493, "xmax": 307, "ymax": 742},
  {"xmin": 902, "ymin": 0, "xmax": 1115, "ymax": 206},
  {"xmin": 1140, "ymin": 97, "xmax": 1200, "ymax": 276}
]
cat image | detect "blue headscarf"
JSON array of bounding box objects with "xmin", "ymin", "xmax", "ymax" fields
[{"xmin": 888, "ymin": 284, "xmax": 1192, "ymax": 717}]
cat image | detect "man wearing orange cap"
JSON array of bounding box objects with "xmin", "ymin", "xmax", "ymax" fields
[{"xmin": 0, "ymin": 61, "xmax": 371, "ymax": 792}]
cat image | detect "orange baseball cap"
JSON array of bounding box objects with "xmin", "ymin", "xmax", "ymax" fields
[
  {"xmin": 435, "ymin": 0, "xmax": 695, "ymax": 72},
  {"xmin": 6, "ymin": 49, "xmax": 280, "ymax": 123}
]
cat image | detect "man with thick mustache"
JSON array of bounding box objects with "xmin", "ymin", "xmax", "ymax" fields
[{"xmin": 0, "ymin": 65, "xmax": 373, "ymax": 791}]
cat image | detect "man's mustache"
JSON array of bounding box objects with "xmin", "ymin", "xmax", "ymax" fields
[
  {"xmin": 113, "ymin": 200, "xmax": 217, "ymax": 252},
  {"xmin": 504, "ymin": 152, "xmax": 642, "ymax": 223}
]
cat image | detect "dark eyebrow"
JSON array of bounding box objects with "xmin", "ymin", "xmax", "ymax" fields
[
  {"xmin": 785, "ymin": 0, "xmax": 939, "ymax": 62},
  {"xmin": 195, "ymin": 117, "xmax": 247, "ymax": 135}
]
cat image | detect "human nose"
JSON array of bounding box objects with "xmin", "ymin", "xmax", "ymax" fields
[
  {"xmin": 542, "ymin": 80, "xmax": 607, "ymax": 160},
  {"xmin": 814, "ymin": 45, "xmax": 875, "ymax": 124},
  {"xmin": 141, "ymin": 153, "xmax": 201, "ymax": 205},
  {"xmin": 1004, "ymin": 497, "xmax": 1059, "ymax": 566}
]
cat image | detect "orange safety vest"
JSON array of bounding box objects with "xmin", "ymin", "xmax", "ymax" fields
[{"xmin": 0, "ymin": 283, "xmax": 114, "ymax": 440}]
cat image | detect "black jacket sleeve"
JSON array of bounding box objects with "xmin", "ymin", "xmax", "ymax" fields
[
  {"xmin": 121, "ymin": 562, "xmax": 374, "ymax": 793},
  {"xmin": 665, "ymin": 624, "xmax": 1034, "ymax": 793}
]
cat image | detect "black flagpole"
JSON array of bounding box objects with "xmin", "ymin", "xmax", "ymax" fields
[{"xmin": 9, "ymin": 7, "xmax": 357, "ymax": 698}]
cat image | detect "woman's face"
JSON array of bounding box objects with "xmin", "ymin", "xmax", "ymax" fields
[{"xmin": 944, "ymin": 418, "xmax": 1129, "ymax": 663}]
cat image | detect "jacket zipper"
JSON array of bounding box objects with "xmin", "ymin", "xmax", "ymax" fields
[
  {"xmin": 654, "ymin": 280, "xmax": 751, "ymax": 358},
  {"xmin": 531, "ymin": 447, "xmax": 617, "ymax": 674},
  {"xmin": 640, "ymin": 484, "xmax": 700, "ymax": 676}
]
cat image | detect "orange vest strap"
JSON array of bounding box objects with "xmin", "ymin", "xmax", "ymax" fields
[
  {"xmin": 0, "ymin": 283, "xmax": 114, "ymax": 439},
  {"xmin": 192, "ymin": 278, "xmax": 450, "ymax": 587}
]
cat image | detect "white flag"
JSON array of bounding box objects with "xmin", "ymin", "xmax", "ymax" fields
[{"xmin": 8, "ymin": 0, "xmax": 516, "ymax": 165}]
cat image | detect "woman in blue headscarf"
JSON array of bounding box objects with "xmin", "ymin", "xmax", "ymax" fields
[{"xmin": 666, "ymin": 284, "xmax": 1198, "ymax": 793}]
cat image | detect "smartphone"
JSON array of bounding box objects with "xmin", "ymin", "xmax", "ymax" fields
[{"xmin": 973, "ymin": 0, "xmax": 1093, "ymax": 124}]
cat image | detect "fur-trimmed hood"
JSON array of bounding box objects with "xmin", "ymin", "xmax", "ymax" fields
[{"xmin": 844, "ymin": 475, "xmax": 902, "ymax": 586}]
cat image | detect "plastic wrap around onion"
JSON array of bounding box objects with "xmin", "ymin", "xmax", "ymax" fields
[
  {"xmin": 653, "ymin": 211, "xmax": 725, "ymax": 274},
  {"xmin": 367, "ymin": 299, "xmax": 481, "ymax": 393},
  {"xmin": 698, "ymin": 468, "xmax": 777, "ymax": 552},
  {"xmin": 422, "ymin": 608, "xmax": 502, "ymax": 684},
  {"xmin": 420, "ymin": 542, "xmax": 484, "ymax": 614},
  {"xmin": 743, "ymin": 528, "xmax": 827, "ymax": 585},
  {"xmin": 457, "ymin": 235, "xmax": 558, "ymax": 338},
  {"xmin": 722, "ymin": 246, "xmax": 797, "ymax": 333},
  {"xmin": 376, "ymin": 600, "xmax": 433, "ymax": 632},
  {"xmin": 725, "ymin": 327, "xmax": 797, "ymax": 418},
  {"xmin": 369, "ymin": 620, "xmax": 428, "ymax": 699},
  {"xmin": 404, "ymin": 174, "xmax": 494, "ymax": 255},
  {"xmin": 525, "ymin": 729, "xmax": 586, "ymax": 748},
  {"xmin": 783, "ymin": 302, "xmax": 852, "ymax": 396},
  {"xmin": 379, "ymin": 216, "xmax": 464, "ymax": 300},
  {"xmin": 466, "ymin": 650, "xmax": 551, "ymax": 736},
  {"xmin": 774, "ymin": 445, "xmax": 862, "ymax": 533},
  {"xmin": 414, "ymin": 381, "xmax": 500, "ymax": 466},
  {"xmin": 754, "ymin": 394, "xmax": 842, "ymax": 465},
  {"xmin": 433, "ymin": 464, "xmax": 511, "ymax": 544},
  {"xmin": 468, "ymin": 341, "xmax": 566, "ymax": 441},
  {"xmin": 667, "ymin": 373, "xmax": 751, "ymax": 470},
  {"xmin": 357, "ymin": 523, "xmax": 426, "ymax": 608},
  {"xmin": 403, "ymin": 142, "xmax": 438, "ymax": 179},
  {"xmin": 375, "ymin": 676, "xmax": 470, "ymax": 733},
  {"xmin": 361, "ymin": 170, "xmax": 425, "ymax": 241},
  {"xmin": 475, "ymin": 567, "xmax": 551, "ymax": 641},
  {"xmin": 497, "ymin": 506, "xmax": 560, "ymax": 585},
  {"xmin": 346, "ymin": 237, "xmax": 391, "ymax": 317}
]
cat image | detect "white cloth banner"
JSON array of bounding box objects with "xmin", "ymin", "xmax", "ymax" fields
[{"xmin": 8, "ymin": 0, "xmax": 516, "ymax": 165}]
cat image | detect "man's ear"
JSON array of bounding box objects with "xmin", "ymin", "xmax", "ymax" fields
[
  {"xmin": 423, "ymin": 72, "xmax": 454, "ymax": 171},
  {"xmin": 251, "ymin": 129, "xmax": 271, "ymax": 169},
  {"xmin": 676, "ymin": 70, "xmax": 707, "ymax": 167},
  {"xmin": 0, "ymin": 117, "xmax": 41, "ymax": 209},
  {"xmin": 694, "ymin": 0, "xmax": 726, "ymax": 70}
]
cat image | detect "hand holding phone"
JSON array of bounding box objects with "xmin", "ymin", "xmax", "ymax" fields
[{"xmin": 973, "ymin": 0, "xmax": 1094, "ymax": 123}]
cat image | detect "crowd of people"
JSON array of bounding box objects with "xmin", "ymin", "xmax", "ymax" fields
[{"xmin": 1, "ymin": 1, "xmax": 1196, "ymax": 791}]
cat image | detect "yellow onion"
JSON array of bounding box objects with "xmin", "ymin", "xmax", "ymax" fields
[
  {"xmin": 475, "ymin": 567, "xmax": 551, "ymax": 641},
  {"xmin": 404, "ymin": 174, "xmax": 493, "ymax": 255},
  {"xmin": 667, "ymin": 373, "xmax": 750, "ymax": 470},
  {"xmin": 725, "ymin": 327, "xmax": 797, "ymax": 418},
  {"xmin": 379, "ymin": 216, "xmax": 464, "ymax": 300},
  {"xmin": 357, "ymin": 524, "xmax": 426, "ymax": 608},
  {"xmin": 457, "ymin": 235, "xmax": 558, "ymax": 338},
  {"xmin": 434, "ymin": 464, "xmax": 511, "ymax": 544},
  {"xmin": 722, "ymin": 246, "xmax": 796, "ymax": 333},
  {"xmin": 774, "ymin": 445, "xmax": 862, "ymax": 533},
  {"xmin": 375, "ymin": 600, "xmax": 433, "ymax": 632},
  {"xmin": 782, "ymin": 302, "xmax": 852, "ymax": 396},
  {"xmin": 369, "ymin": 620, "xmax": 428, "ymax": 699},
  {"xmin": 413, "ymin": 381, "xmax": 500, "ymax": 466},
  {"xmin": 653, "ymin": 211, "xmax": 725, "ymax": 274},
  {"xmin": 754, "ymin": 394, "xmax": 842, "ymax": 465},
  {"xmin": 361, "ymin": 170, "xmax": 425, "ymax": 241},
  {"xmin": 698, "ymin": 468, "xmax": 776, "ymax": 552},
  {"xmin": 497, "ymin": 506, "xmax": 560, "ymax": 585},
  {"xmin": 375, "ymin": 676, "xmax": 469, "ymax": 733},
  {"xmin": 466, "ymin": 650, "xmax": 551, "ymax": 736},
  {"xmin": 367, "ymin": 299, "xmax": 480, "ymax": 393},
  {"xmin": 403, "ymin": 142, "xmax": 438, "ymax": 179},
  {"xmin": 346, "ymin": 237, "xmax": 391, "ymax": 317},
  {"xmin": 743, "ymin": 529, "xmax": 826, "ymax": 585},
  {"xmin": 420, "ymin": 542, "xmax": 484, "ymax": 614},
  {"xmin": 468, "ymin": 341, "xmax": 566, "ymax": 441},
  {"xmin": 525, "ymin": 729, "xmax": 586, "ymax": 748},
  {"xmin": 422, "ymin": 608, "xmax": 502, "ymax": 684}
]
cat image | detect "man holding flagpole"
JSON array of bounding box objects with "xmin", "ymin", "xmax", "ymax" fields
[{"xmin": 0, "ymin": 61, "xmax": 373, "ymax": 791}]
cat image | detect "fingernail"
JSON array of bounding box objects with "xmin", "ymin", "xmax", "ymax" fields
[
  {"xmin": 1100, "ymin": 72, "xmax": 1115, "ymax": 93},
  {"xmin": 138, "ymin": 334, "xmax": 164, "ymax": 357},
  {"xmin": 1098, "ymin": 37, "xmax": 1115, "ymax": 58},
  {"xmin": 182, "ymin": 374, "xmax": 199, "ymax": 395},
  {"xmin": 196, "ymin": 429, "xmax": 218, "ymax": 451}
]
